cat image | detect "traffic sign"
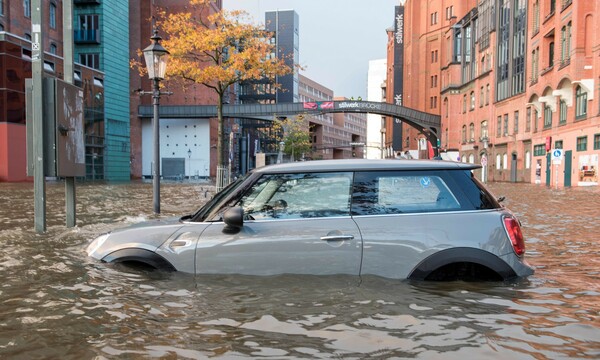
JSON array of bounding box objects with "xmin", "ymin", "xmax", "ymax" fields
[
  {"xmin": 552, "ymin": 149, "xmax": 563, "ymax": 164},
  {"xmin": 481, "ymin": 155, "xmax": 487, "ymax": 166}
]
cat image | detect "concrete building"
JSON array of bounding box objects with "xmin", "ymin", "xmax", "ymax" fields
[
  {"xmin": 396, "ymin": 0, "xmax": 599, "ymax": 187},
  {"xmin": 366, "ymin": 59, "xmax": 386, "ymax": 159}
]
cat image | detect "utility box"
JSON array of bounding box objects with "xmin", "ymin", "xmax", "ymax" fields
[{"xmin": 26, "ymin": 78, "xmax": 86, "ymax": 177}]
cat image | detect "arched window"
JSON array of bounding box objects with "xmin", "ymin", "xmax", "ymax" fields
[
  {"xmin": 470, "ymin": 91, "xmax": 475, "ymax": 110},
  {"xmin": 463, "ymin": 94, "xmax": 467, "ymax": 113},
  {"xmin": 503, "ymin": 153, "xmax": 508, "ymax": 169},
  {"xmin": 469, "ymin": 123, "xmax": 475, "ymax": 141},
  {"xmin": 525, "ymin": 150, "xmax": 531, "ymax": 169},
  {"xmin": 496, "ymin": 154, "xmax": 502, "ymax": 170},
  {"xmin": 443, "ymin": 97, "xmax": 448, "ymax": 118},
  {"xmin": 576, "ymin": 85, "xmax": 587, "ymax": 118},
  {"xmin": 481, "ymin": 120, "xmax": 488, "ymax": 139},
  {"xmin": 50, "ymin": 43, "xmax": 57, "ymax": 55},
  {"xmin": 462, "ymin": 125, "xmax": 467, "ymax": 143},
  {"xmin": 468, "ymin": 154, "xmax": 475, "ymax": 164}
]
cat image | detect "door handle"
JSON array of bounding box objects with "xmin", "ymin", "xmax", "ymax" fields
[{"xmin": 320, "ymin": 234, "xmax": 354, "ymax": 241}]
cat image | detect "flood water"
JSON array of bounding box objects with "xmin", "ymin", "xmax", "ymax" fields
[{"xmin": 0, "ymin": 180, "xmax": 599, "ymax": 359}]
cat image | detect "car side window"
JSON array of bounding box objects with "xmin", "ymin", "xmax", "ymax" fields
[
  {"xmin": 237, "ymin": 172, "xmax": 353, "ymax": 220},
  {"xmin": 352, "ymin": 171, "xmax": 461, "ymax": 215}
]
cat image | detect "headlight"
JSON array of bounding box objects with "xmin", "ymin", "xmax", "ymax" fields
[{"xmin": 86, "ymin": 233, "xmax": 110, "ymax": 257}]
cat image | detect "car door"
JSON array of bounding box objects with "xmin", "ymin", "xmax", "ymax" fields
[{"xmin": 194, "ymin": 172, "xmax": 362, "ymax": 276}]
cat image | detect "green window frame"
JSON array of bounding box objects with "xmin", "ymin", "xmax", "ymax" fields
[
  {"xmin": 593, "ymin": 134, "xmax": 600, "ymax": 150},
  {"xmin": 575, "ymin": 86, "xmax": 587, "ymax": 119},
  {"xmin": 576, "ymin": 136, "xmax": 587, "ymax": 152},
  {"xmin": 534, "ymin": 144, "xmax": 545, "ymax": 156},
  {"xmin": 543, "ymin": 105, "xmax": 552, "ymax": 129},
  {"xmin": 559, "ymin": 100, "xmax": 567, "ymax": 125}
]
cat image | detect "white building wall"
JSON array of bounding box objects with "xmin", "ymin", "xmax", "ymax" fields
[
  {"xmin": 366, "ymin": 59, "xmax": 387, "ymax": 159},
  {"xmin": 142, "ymin": 118, "xmax": 211, "ymax": 178}
]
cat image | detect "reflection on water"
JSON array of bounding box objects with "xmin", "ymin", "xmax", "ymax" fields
[{"xmin": 0, "ymin": 181, "xmax": 599, "ymax": 358}]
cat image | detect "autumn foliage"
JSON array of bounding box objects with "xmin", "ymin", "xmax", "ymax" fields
[{"xmin": 156, "ymin": 0, "xmax": 293, "ymax": 173}]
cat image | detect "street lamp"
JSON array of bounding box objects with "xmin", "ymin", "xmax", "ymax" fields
[{"xmin": 143, "ymin": 30, "xmax": 169, "ymax": 214}]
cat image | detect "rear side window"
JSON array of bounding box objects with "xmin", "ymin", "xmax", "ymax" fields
[
  {"xmin": 352, "ymin": 171, "xmax": 462, "ymax": 215},
  {"xmin": 448, "ymin": 170, "xmax": 500, "ymax": 209}
]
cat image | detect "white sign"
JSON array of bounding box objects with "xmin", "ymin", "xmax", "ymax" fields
[
  {"xmin": 481, "ymin": 155, "xmax": 487, "ymax": 166},
  {"xmin": 552, "ymin": 149, "xmax": 563, "ymax": 164}
]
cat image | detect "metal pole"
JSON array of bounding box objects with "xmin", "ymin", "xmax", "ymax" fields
[
  {"xmin": 64, "ymin": 0, "xmax": 76, "ymax": 228},
  {"xmin": 153, "ymin": 78, "xmax": 161, "ymax": 214},
  {"xmin": 32, "ymin": 0, "xmax": 46, "ymax": 233}
]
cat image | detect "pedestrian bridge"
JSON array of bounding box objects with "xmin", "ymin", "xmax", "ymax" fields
[{"xmin": 138, "ymin": 100, "xmax": 441, "ymax": 151}]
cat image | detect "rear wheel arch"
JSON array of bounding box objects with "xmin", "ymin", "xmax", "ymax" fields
[
  {"xmin": 103, "ymin": 248, "xmax": 176, "ymax": 271},
  {"xmin": 408, "ymin": 247, "xmax": 516, "ymax": 281}
]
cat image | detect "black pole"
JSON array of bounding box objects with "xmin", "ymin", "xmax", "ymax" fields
[{"xmin": 153, "ymin": 78, "xmax": 161, "ymax": 214}]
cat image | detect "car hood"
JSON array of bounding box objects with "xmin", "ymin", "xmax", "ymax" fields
[{"xmin": 87, "ymin": 217, "xmax": 185, "ymax": 260}]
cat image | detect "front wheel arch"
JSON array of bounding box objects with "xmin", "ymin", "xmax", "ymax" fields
[
  {"xmin": 408, "ymin": 247, "xmax": 516, "ymax": 281},
  {"xmin": 103, "ymin": 248, "xmax": 176, "ymax": 271}
]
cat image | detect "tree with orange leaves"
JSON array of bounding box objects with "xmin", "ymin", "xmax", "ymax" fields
[{"xmin": 157, "ymin": 0, "xmax": 292, "ymax": 187}]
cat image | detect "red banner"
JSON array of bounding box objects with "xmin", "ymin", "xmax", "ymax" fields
[{"xmin": 303, "ymin": 102, "xmax": 317, "ymax": 110}]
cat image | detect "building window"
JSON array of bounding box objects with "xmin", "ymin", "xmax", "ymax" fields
[
  {"xmin": 550, "ymin": 0, "xmax": 556, "ymax": 14},
  {"xmin": 549, "ymin": 42, "xmax": 555, "ymax": 67},
  {"xmin": 496, "ymin": 154, "xmax": 502, "ymax": 169},
  {"xmin": 463, "ymin": 94, "xmax": 467, "ymax": 113},
  {"xmin": 481, "ymin": 120, "xmax": 488, "ymax": 139},
  {"xmin": 525, "ymin": 150, "xmax": 531, "ymax": 169},
  {"xmin": 503, "ymin": 153, "xmax": 508, "ymax": 170},
  {"xmin": 470, "ymin": 91, "xmax": 475, "ymax": 110},
  {"xmin": 544, "ymin": 105, "xmax": 552, "ymax": 129},
  {"xmin": 462, "ymin": 125, "xmax": 467, "ymax": 143},
  {"xmin": 24, "ymin": 0, "xmax": 31, "ymax": 18},
  {"xmin": 503, "ymin": 114, "xmax": 509, "ymax": 136},
  {"xmin": 454, "ymin": 30, "xmax": 462, "ymax": 62},
  {"xmin": 49, "ymin": 2, "xmax": 56, "ymax": 29},
  {"xmin": 469, "ymin": 123, "xmax": 475, "ymax": 141},
  {"xmin": 594, "ymin": 134, "xmax": 600, "ymax": 150},
  {"xmin": 0, "ymin": 0, "xmax": 4, "ymax": 16},
  {"xmin": 533, "ymin": 1, "xmax": 540, "ymax": 33},
  {"xmin": 576, "ymin": 136, "xmax": 587, "ymax": 151},
  {"xmin": 431, "ymin": 12, "xmax": 438, "ymax": 25},
  {"xmin": 511, "ymin": 0, "xmax": 526, "ymax": 95},
  {"xmin": 79, "ymin": 53, "xmax": 100, "ymax": 69},
  {"xmin": 24, "ymin": 33, "xmax": 31, "ymax": 41},
  {"xmin": 534, "ymin": 144, "xmax": 545, "ymax": 156},
  {"xmin": 50, "ymin": 43, "xmax": 57, "ymax": 54},
  {"xmin": 496, "ymin": 0, "xmax": 510, "ymax": 101},
  {"xmin": 559, "ymin": 100, "xmax": 567, "ymax": 124},
  {"xmin": 486, "ymin": 84, "xmax": 490, "ymax": 105},
  {"xmin": 526, "ymin": 107, "xmax": 532, "ymax": 132},
  {"xmin": 497, "ymin": 116, "xmax": 502, "ymax": 138},
  {"xmin": 446, "ymin": 6, "xmax": 454, "ymax": 19},
  {"xmin": 555, "ymin": 140, "xmax": 563, "ymax": 149},
  {"xmin": 44, "ymin": 61, "xmax": 55, "ymax": 73},
  {"xmin": 514, "ymin": 111, "xmax": 519, "ymax": 134},
  {"xmin": 575, "ymin": 86, "xmax": 587, "ymax": 119},
  {"xmin": 531, "ymin": 48, "xmax": 539, "ymax": 83}
]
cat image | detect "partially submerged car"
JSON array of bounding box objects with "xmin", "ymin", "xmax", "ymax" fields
[{"xmin": 87, "ymin": 159, "xmax": 534, "ymax": 281}]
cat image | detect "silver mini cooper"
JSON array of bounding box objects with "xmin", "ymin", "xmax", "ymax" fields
[{"xmin": 87, "ymin": 159, "xmax": 534, "ymax": 281}]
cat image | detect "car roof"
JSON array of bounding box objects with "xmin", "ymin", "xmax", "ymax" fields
[{"xmin": 253, "ymin": 159, "xmax": 480, "ymax": 174}]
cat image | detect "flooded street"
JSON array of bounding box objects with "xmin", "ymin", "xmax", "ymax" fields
[{"xmin": 0, "ymin": 181, "xmax": 599, "ymax": 359}]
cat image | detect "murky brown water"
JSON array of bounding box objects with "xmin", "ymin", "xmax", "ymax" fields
[{"xmin": 0, "ymin": 180, "xmax": 599, "ymax": 359}]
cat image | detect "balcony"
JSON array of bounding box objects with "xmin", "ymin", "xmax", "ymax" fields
[
  {"xmin": 74, "ymin": 29, "xmax": 101, "ymax": 44},
  {"xmin": 74, "ymin": 0, "xmax": 101, "ymax": 4}
]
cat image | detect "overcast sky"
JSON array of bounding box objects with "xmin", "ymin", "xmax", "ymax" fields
[{"xmin": 223, "ymin": 0, "xmax": 399, "ymax": 99}]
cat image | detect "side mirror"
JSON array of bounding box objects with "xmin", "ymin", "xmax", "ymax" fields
[{"xmin": 223, "ymin": 206, "xmax": 244, "ymax": 233}]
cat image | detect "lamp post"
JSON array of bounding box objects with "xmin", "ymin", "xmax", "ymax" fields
[{"xmin": 143, "ymin": 30, "xmax": 169, "ymax": 214}]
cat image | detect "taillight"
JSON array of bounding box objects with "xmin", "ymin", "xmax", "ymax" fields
[{"xmin": 503, "ymin": 216, "xmax": 525, "ymax": 256}]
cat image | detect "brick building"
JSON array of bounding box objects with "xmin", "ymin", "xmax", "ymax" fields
[
  {"xmin": 0, "ymin": 0, "xmax": 106, "ymax": 182},
  {"xmin": 394, "ymin": 0, "xmax": 599, "ymax": 186}
]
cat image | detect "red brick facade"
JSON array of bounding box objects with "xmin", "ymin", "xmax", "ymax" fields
[{"xmin": 392, "ymin": 0, "xmax": 599, "ymax": 186}]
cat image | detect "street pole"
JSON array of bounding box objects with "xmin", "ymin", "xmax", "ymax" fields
[
  {"xmin": 64, "ymin": 0, "xmax": 76, "ymax": 228},
  {"xmin": 153, "ymin": 78, "xmax": 161, "ymax": 214},
  {"xmin": 32, "ymin": 0, "xmax": 46, "ymax": 233}
]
